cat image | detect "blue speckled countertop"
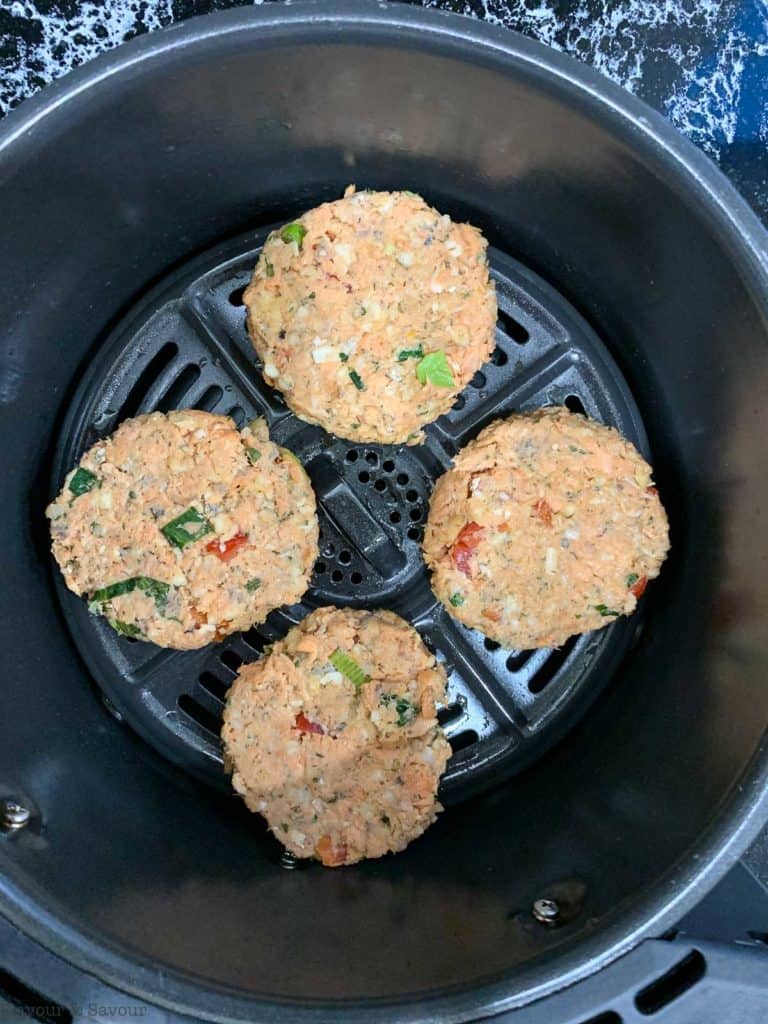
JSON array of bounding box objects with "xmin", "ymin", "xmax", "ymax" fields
[{"xmin": 1, "ymin": 0, "xmax": 767, "ymax": 219}]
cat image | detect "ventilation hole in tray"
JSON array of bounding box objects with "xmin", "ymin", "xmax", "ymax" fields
[
  {"xmin": 565, "ymin": 394, "xmax": 586, "ymax": 415},
  {"xmin": 178, "ymin": 694, "xmax": 221, "ymax": 736},
  {"xmin": 365, "ymin": 451, "xmax": 378, "ymax": 465},
  {"xmin": 331, "ymin": 570, "xmax": 344, "ymax": 583},
  {"xmin": 528, "ymin": 637, "xmax": 577, "ymax": 693},
  {"xmin": 242, "ymin": 628, "xmax": 267, "ymax": 652},
  {"xmin": 506, "ymin": 651, "xmax": 533, "ymax": 673},
  {"xmin": 498, "ymin": 310, "xmax": 530, "ymax": 345},
  {"xmin": 121, "ymin": 342, "xmax": 178, "ymax": 420},
  {"xmin": 382, "ymin": 459, "xmax": 395, "ymax": 473},
  {"xmin": 350, "ymin": 571, "xmax": 363, "ymax": 585},
  {"xmin": 409, "ymin": 508, "xmax": 421, "ymax": 522},
  {"xmin": 634, "ymin": 949, "xmax": 706, "ymax": 1015},
  {"xmin": 338, "ymin": 550, "xmax": 351, "ymax": 565},
  {"xmin": 470, "ymin": 370, "xmax": 486, "ymax": 390},
  {"xmin": 358, "ymin": 470, "xmax": 370, "ymax": 484},
  {"xmin": 449, "ymin": 729, "xmax": 479, "ymax": 753},
  {"xmin": 374, "ymin": 479, "xmax": 386, "ymax": 492},
  {"xmin": 484, "ymin": 638, "xmax": 501, "ymax": 652},
  {"xmin": 452, "ymin": 394, "xmax": 466, "ymax": 411},
  {"xmin": 199, "ymin": 672, "xmax": 229, "ymax": 703},
  {"xmin": 155, "ymin": 363, "xmax": 202, "ymax": 413},
  {"xmin": 491, "ymin": 346, "xmax": 509, "ymax": 367},
  {"xmin": 193, "ymin": 384, "xmax": 224, "ymax": 412},
  {"xmin": 228, "ymin": 284, "xmax": 247, "ymax": 307},
  {"xmin": 389, "ymin": 511, "xmax": 401, "ymax": 524},
  {"xmin": 219, "ymin": 650, "xmax": 243, "ymax": 673},
  {"xmin": 314, "ymin": 560, "xmax": 326, "ymax": 575},
  {"xmin": 405, "ymin": 488, "xmax": 418, "ymax": 503},
  {"xmin": 227, "ymin": 405, "xmax": 246, "ymax": 428},
  {"xmin": 407, "ymin": 526, "xmax": 422, "ymax": 541},
  {"xmin": 346, "ymin": 450, "xmax": 358, "ymax": 462},
  {"xmin": 396, "ymin": 472, "xmax": 409, "ymax": 486},
  {"xmin": 438, "ymin": 703, "xmax": 464, "ymax": 728}
]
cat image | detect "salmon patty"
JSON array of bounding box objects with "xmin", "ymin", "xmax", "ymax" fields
[
  {"xmin": 47, "ymin": 411, "xmax": 319, "ymax": 650},
  {"xmin": 423, "ymin": 407, "xmax": 670, "ymax": 649},
  {"xmin": 243, "ymin": 187, "xmax": 497, "ymax": 444},
  {"xmin": 222, "ymin": 607, "xmax": 452, "ymax": 866}
]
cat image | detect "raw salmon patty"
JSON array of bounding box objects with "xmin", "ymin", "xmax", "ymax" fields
[
  {"xmin": 243, "ymin": 187, "xmax": 497, "ymax": 444},
  {"xmin": 47, "ymin": 411, "xmax": 319, "ymax": 650},
  {"xmin": 222, "ymin": 607, "xmax": 452, "ymax": 866},
  {"xmin": 423, "ymin": 407, "xmax": 670, "ymax": 649}
]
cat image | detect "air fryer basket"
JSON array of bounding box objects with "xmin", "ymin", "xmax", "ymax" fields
[{"xmin": 1, "ymin": 4, "xmax": 767, "ymax": 1022}]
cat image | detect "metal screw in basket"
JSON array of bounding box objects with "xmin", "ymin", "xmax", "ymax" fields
[{"xmin": 1, "ymin": 798, "xmax": 31, "ymax": 832}]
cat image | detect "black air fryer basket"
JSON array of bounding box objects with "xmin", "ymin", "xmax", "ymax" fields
[{"xmin": 1, "ymin": 5, "xmax": 767, "ymax": 1022}]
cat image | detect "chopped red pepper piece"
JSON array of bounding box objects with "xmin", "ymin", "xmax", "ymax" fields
[
  {"xmin": 532, "ymin": 498, "xmax": 553, "ymax": 526},
  {"xmin": 630, "ymin": 575, "xmax": 648, "ymax": 599},
  {"xmin": 646, "ymin": 486, "xmax": 659, "ymax": 497},
  {"xmin": 451, "ymin": 521, "xmax": 484, "ymax": 577},
  {"xmin": 294, "ymin": 712, "xmax": 325, "ymax": 736},
  {"xmin": 316, "ymin": 834, "xmax": 348, "ymax": 867},
  {"xmin": 206, "ymin": 530, "xmax": 248, "ymax": 562}
]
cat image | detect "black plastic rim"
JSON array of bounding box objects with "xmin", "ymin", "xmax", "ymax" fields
[{"xmin": 1, "ymin": 5, "xmax": 768, "ymax": 1023}]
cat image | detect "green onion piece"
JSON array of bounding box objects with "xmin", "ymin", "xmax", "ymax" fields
[
  {"xmin": 109, "ymin": 619, "xmax": 142, "ymax": 638},
  {"xmin": 381, "ymin": 693, "xmax": 418, "ymax": 727},
  {"xmin": 594, "ymin": 604, "xmax": 620, "ymax": 618},
  {"xmin": 280, "ymin": 222, "xmax": 307, "ymax": 248},
  {"xmin": 449, "ymin": 592, "xmax": 464, "ymax": 607},
  {"xmin": 160, "ymin": 507, "xmax": 213, "ymax": 549},
  {"xmin": 245, "ymin": 578, "xmax": 261, "ymax": 593},
  {"xmin": 329, "ymin": 649, "xmax": 370, "ymax": 691},
  {"xmin": 339, "ymin": 352, "xmax": 349, "ymax": 363},
  {"xmin": 91, "ymin": 576, "xmax": 170, "ymax": 615},
  {"xmin": 416, "ymin": 350, "xmax": 455, "ymax": 387},
  {"xmin": 69, "ymin": 466, "xmax": 99, "ymax": 497},
  {"xmin": 348, "ymin": 369, "xmax": 365, "ymax": 391},
  {"xmin": 264, "ymin": 259, "xmax": 274, "ymax": 277},
  {"xmin": 246, "ymin": 446, "xmax": 261, "ymax": 465},
  {"xmin": 626, "ymin": 573, "xmax": 639, "ymax": 588},
  {"xmin": 398, "ymin": 345, "xmax": 424, "ymax": 362}
]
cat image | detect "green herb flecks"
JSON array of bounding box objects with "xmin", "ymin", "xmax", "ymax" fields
[
  {"xmin": 449, "ymin": 592, "xmax": 465, "ymax": 607},
  {"xmin": 69, "ymin": 466, "xmax": 99, "ymax": 497},
  {"xmin": 246, "ymin": 446, "xmax": 261, "ymax": 465},
  {"xmin": 397, "ymin": 345, "xmax": 424, "ymax": 362},
  {"xmin": 90, "ymin": 576, "xmax": 171, "ymax": 615},
  {"xmin": 348, "ymin": 369, "xmax": 365, "ymax": 391},
  {"xmin": 329, "ymin": 649, "xmax": 370, "ymax": 692},
  {"xmin": 416, "ymin": 350, "xmax": 455, "ymax": 388},
  {"xmin": 108, "ymin": 619, "xmax": 142, "ymax": 639},
  {"xmin": 594, "ymin": 604, "xmax": 620, "ymax": 618},
  {"xmin": 280, "ymin": 222, "xmax": 307, "ymax": 248},
  {"xmin": 626, "ymin": 573, "xmax": 639, "ymax": 588},
  {"xmin": 339, "ymin": 352, "xmax": 349, "ymax": 363},
  {"xmin": 245, "ymin": 578, "xmax": 261, "ymax": 593},
  {"xmin": 381, "ymin": 693, "xmax": 418, "ymax": 727},
  {"xmin": 264, "ymin": 258, "xmax": 275, "ymax": 277},
  {"xmin": 160, "ymin": 507, "xmax": 213, "ymax": 549}
]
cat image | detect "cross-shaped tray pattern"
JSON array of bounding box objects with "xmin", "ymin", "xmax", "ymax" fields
[{"xmin": 52, "ymin": 226, "xmax": 649, "ymax": 803}]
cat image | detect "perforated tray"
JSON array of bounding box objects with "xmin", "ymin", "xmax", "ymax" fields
[{"xmin": 51, "ymin": 226, "xmax": 649, "ymax": 803}]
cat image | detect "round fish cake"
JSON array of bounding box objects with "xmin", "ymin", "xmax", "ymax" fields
[
  {"xmin": 222, "ymin": 607, "xmax": 452, "ymax": 867},
  {"xmin": 47, "ymin": 411, "xmax": 319, "ymax": 650},
  {"xmin": 243, "ymin": 188, "xmax": 497, "ymax": 445},
  {"xmin": 423, "ymin": 407, "xmax": 670, "ymax": 649}
]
